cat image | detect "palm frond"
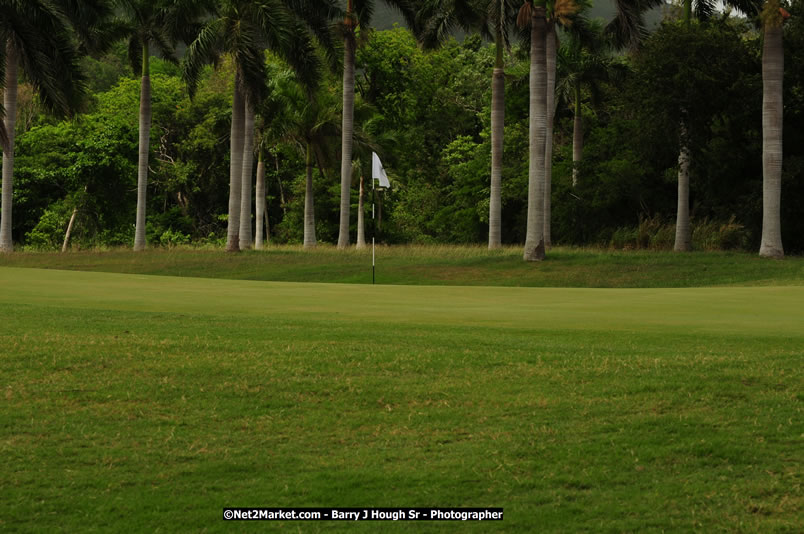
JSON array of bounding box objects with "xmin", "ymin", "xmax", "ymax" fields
[
  {"xmin": 5, "ymin": 0, "xmax": 87, "ymax": 117},
  {"xmin": 605, "ymin": 0, "xmax": 663, "ymax": 51},
  {"xmin": 182, "ymin": 17, "xmax": 225, "ymax": 98}
]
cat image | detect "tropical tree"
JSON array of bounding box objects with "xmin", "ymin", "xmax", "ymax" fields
[
  {"xmin": 264, "ymin": 67, "xmax": 341, "ymax": 248},
  {"xmin": 0, "ymin": 0, "xmax": 98, "ymax": 253},
  {"xmin": 184, "ymin": 0, "xmax": 339, "ymax": 252},
  {"xmin": 336, "ymin": 0, "xmax": 418, "ymax": 248},
  {"xmin": 518, "ymin": 1, "xmax": 547, "ymax": 261},
  {"xmin": 115, "ymin": 0, "xmax": 212, "ymax": 252},
  {"xmin": 418, "ymin": 0, "xmax": 521, "ymax": 249},
  {"xmin": 543, "ymin": 0, "xmax": 580, "ymax": 248},
  {"xmin": 662, "ymin": 0, "xmax": 759, "ymax": 251},
  {"xmin": 556, "ymin": 18, "xmax": 612, "ymax": 187},
  {"xmin": 759, "ymin": 0, "xmax": 788, "ymax": 258}
]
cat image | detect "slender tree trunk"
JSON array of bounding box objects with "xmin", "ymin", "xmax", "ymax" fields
[
  {"xmin": 572, "ymin": 80, "xmax": 583, "ymax": 187},
  {"xmin": 674, "ymin": 121, "xmax": 692, "ymax": 251},
  {"xmin": 275, "ymin": 152, "xmax": 286, "ymax": 217},
  {"xmin": 133, "ymin": 44, "xmax": 151, "ymax": 251},
  {"xmin": 62, "ymin": 206, "xmax": 78, "ymax": 252},
  {"xmin": 544, "ymin": 23, "xmax": 557, "ymax": 249},
  {"xmin": 524, "ymin": 8, "xmax": 547, "ymax": 262},
  {"xmin": 254, "ymin": 153, "xmax": 265, "ymax": 250},
  {"xmin": 264, "ymin": 209, "xmax": 270, "ymax": 244},
  {"xmin": 0, "ymin": 41, "xmax": 18, "ymax": 253},
  {"xmin": 239, "ymin": 96, "xmax": 255, "ymax": 249},
  {"xmin": 226, "ymin": 72, "xmax": 245, "ymax": 252},
  {"xmin": 356, "ymin": 174, "xmax": 366, "ymax": 249},
  {"xmin": 760, "ymin": 20, "xmax": 784, "ymax": 258},
  {"xmin": 488, "ymin": 29, "xmax": 505, "ymax": 250},
  {"xmin": 303, "ymin": 142, "xmax": 316, "ymax": 248},
  {"xmin": 337, "ymin": 26, "xmax": 356, "ymax": 249}
]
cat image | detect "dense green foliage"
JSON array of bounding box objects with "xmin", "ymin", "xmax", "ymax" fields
[{"xmin": 2, "ymin": 3, "xmax": 803, "ymax": 252}]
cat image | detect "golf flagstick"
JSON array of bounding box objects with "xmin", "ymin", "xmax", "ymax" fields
[{"xmin": 371, "ymin": 152, "xmax": 390, "ymax": 285}]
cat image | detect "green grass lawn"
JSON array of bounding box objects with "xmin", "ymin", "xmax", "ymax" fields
[
  {"xmin": 1, "ymin": 265, "xmax": 801, "ymax": 532},
  {"xmin": 1, "ymin": 245, "xmax": 803, "ymax": 287}
]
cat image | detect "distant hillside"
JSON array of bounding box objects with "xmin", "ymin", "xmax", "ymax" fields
[
  {"xmin": 372, "ymin": 1, "xmax": 666, "ymax": 33},
  {"xmin": 373, "ymin": 5, "xmax": 408, "ymax": 31}
]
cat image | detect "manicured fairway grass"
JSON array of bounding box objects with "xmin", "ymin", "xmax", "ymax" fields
[
  {"xmin": 1, "ymin": 267, "xmax": 801, "ymax": 532},
  {"xmin": 1, "ymin": 245, "xmax": 803, "ymax": 287}
]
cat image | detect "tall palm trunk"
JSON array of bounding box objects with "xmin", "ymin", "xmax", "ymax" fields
[
  {"xmin": 0, "ymin": 41, "xmax": 18, "ymax": 253},
  {"xmin": 571, "ymin": 80, "xmax": 582, "ymax": 187},
  {"xmin": 524, "ymin": 6, "xmax": 547, "ymax": 262},
  {"xmin": 674, "ymin": 121, "xmax": 691, "ymax": 251},
  {"xmin": 133, "ymin": 43, "xmax": 151, "ymax": 251},
  {"xmin": 759, "ymin": 18, "xmax": 784, "ymax": 258},
  {"xmin": 488, "ymin": 28, "xmax": 505, "ymax": 250},
  {"xmin": 356, "ymin": 174, "xmax": 366, "ymax": 249},
  {"xmin": 544, "ymin": 22, "xmax": 556, "ymax": 249},
  {"xmin": 239, "ymin": 97, "xmax": 255, "ymax": 249},
  {"xmin": 226, "ymin": 72, "xmax": 245, "ymax": 252},
  {"xmin": 303, "ymin": 142, "xmax": 316, "ymax": 248},
  {"xmin": 337, "ymin": 13, "xmax": 356, "ymax": 249},
  {"xmin": 254, "ymin": 151, "xmax": 265, "ymax": 250}
]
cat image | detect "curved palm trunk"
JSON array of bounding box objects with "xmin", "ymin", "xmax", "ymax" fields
[
  {"xmin": 524, "ymin": 7, "xmax": 547, "ymax": 262},
  {"xmin": 337, "ymin": 31, "xmax": 356, "ymax": 249},
  {"xmin": 674, "ymin": 121, "xmax": 692, "ymax": 251},
  {"xmin": 571, "ymin": 80, "xmax": 582, "ymax": 187},
  {"xmin": 356, "ymin": 174, "xmax": 366, "ymax": 249},
  {"xmin": 303, "ymin": 143, "xmax": 316, "ymax": 248},
  {"xmin": 254, "ymin": 152, "xmax": 265, "ymax": 250},
  {"xmin": 759, "ymin": 21, "xmax": 784, "ymax": 258},
  {"xmin": 544, "ymin": 23, "xmax": 556, "ymax": 249},
  {"xmin": 0, "ymin": 41, "xmax": 18, "ymax": 253},
  {"xmin": 239, "ymin": 97, "xmax": 255, "ymax": 249},
  {"xmin": 62, "ymin": 206, "xmax": 78, "ymax": 253},
  {"xmin": 226, "ymin": 73, "xmax": 245, "ymax": 252},
  {"xmin": 133, "ymin": 44, "xmax": 151, "ymax": 251},
  {"xmin": 488, "ymin": 30, "xmax": 505, "ymax": 250}
]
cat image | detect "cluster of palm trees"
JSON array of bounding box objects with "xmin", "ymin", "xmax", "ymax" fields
[
  {"xmin": 0, "ymin": 0, "xmax": 790, "ymax": 259},
  {"xmin": 418, "ymin": 0, "xmax": 788, "ymax": 259}
]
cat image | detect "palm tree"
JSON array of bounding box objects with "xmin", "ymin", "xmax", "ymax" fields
[
  {"xmin": 759, "ymin": 0, "xmax": 787, "ymax": 258},
  {"xmin": 116, "ymin": 0, "xmax": 212, "ymax": 252},
  {"xmin": 0, "ymin": 0, "xmax": 92, "ymax": 253},
  {"xmin": 265, "ymin": 67, "xmax": 341, "ymax": 248},
  {"xmin": 336, "ymin": 0, "xmax": 417, "ymax": 248},
  {"xmin": 555, "ymin": 18, "xmax": 612, "ymax": 187},
  {"xmin": 418, "ymin": 0, "xmax": 520, "ymax": 250},
  {"xmin": 669, "ymin": 0, "xmax": 760, "ymax": 251},
  {"xmin": 519, "ymin": 1, "xmax": 547, "ymax": 261},
  {"xmin": 184, "ymin": 0, "xmax": 338, "ymax": 252},
  {"xmin": 543, "ymin": 0, "xmax": 580, "ymax": 248}
]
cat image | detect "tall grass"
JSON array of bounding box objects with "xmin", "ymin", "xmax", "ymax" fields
[{"xmin": 609, "ymin": 215, "xmax": 750, "ymax": 251}]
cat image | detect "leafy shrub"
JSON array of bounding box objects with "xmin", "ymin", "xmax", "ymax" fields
[
  {"xmin": 158, "ymin": 229, "xmax": 191, "ymax": 247},
  {"xmin": 25, "ymin": 206, "xmax": 70, "ymax": 250}
]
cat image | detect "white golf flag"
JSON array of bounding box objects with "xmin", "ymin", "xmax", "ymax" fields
[{"xmin": 372, "ymin": 152, "xmax": 390, "ymax": 188}]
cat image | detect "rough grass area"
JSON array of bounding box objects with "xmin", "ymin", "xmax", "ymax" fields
[
  {"xmin": 1, "ymin": 245, "xmax": 803, "ymax": 287},
  {"xmin": 1, "ymin": 267, "xmax": 801, "ymax": 532}
]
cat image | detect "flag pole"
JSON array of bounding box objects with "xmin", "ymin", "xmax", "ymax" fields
[
  {"xmin": 372, "ymin": 170, "xmax": 375, "ymax": 285},
  {"xmin": 371, "ymin": 152, "xmax": 389, "ymax": 285}
]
